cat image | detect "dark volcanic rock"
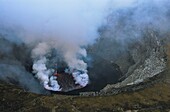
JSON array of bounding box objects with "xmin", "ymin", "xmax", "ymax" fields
[{"xmin": 56, "ymin": 73, "xmax": 83, "ymax": 92}]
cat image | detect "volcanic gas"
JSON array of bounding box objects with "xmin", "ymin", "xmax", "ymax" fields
[{"xmin": 0, "ymin": 0, "xmax": 170, "ymax": 94}]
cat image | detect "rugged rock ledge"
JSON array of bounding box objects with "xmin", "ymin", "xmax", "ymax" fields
[
  {"xmin": 80, "ymin": 70, "xmax": 167, "ymax": 96},
  {"xmin": 102, "ymin": 47, "xmax": 166, "ymax": 91},
  {"xmin": 99, "ymin": 32, "xmax": 168, "ymax": 93}
]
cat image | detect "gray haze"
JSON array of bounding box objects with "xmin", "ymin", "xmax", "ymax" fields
[{"xmin": 0, "ymin": 0, "xmax": 169, "ymax": 93}]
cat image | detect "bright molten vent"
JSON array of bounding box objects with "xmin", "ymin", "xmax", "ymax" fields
[
  {"xmin": 52, "ymin": 70, "xmax": 88, "ymax": 92},
  {"xmin": 32, "ymin": 49, "xmax": 89, "ymax": 92}
]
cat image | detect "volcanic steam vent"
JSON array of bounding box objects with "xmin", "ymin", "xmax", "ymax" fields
[{"xmin": 0, "ymin": 0, "xmax": 170, "ymax": 94}]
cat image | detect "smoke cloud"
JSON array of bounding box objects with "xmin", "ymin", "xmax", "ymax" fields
[
  {"xmin": 0, "ymin": 0, "xmax": 110, "ymax": 92},
  {"xmin": 106, "ymin": 0, "xmax": 170, "ymax": 42},
  {"xmin": 0, "ymin": 0, "xmax": 169, "ymax": 92}
]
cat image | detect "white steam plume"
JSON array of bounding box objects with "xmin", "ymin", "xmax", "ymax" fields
[
  {"xmin": 33, "ymin": 57, "xmax": 61, "ymax": 91},
  {"xmin": 32, "ymin": 43, "xmax": 61, "ymax": 91},
  {"xmin": 0, "ymin": 0, "xmax": 110, "ymax": 91}
]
